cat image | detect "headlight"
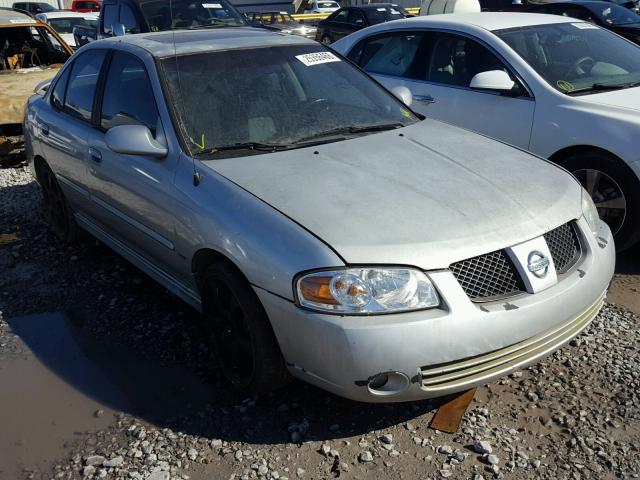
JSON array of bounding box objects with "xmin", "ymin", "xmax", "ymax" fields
[
  {"xmin": 296, "ymin": 268, "xmax": 440, "ymax": 314},
  {"xmin": 581, "ymin": 188, "xmax": 600, "ymax": 237}
]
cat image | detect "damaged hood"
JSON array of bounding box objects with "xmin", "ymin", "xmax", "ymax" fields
[{"xmin": 204, "ymin": 119, "xmax": 582, "ymax": 269}]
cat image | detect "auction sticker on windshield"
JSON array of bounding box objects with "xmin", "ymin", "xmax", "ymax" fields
[{"xmin": 296, "ymin": 52, "xmax": 341, "ymax": 66}]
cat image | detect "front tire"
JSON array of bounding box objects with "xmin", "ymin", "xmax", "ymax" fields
[
  {"xmin": 36, "ymin": 161, "xmax": 80, "ymax": 244},
  {"xmin": 561, "ymin": 151, "xmax": 640, "ymax": 250},
  {"xmin": 202, "ymin": 261, "xmax": 291, "ymax": 394}
]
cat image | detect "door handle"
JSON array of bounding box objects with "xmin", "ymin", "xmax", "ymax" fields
[
  {"xmin": 40, "ymin": 122, "xmax": 49, "ymax": 136},
  {"xmin": 89, "ymin": 147, "xmax": 102, "ymax": 164},
  {"xmin": 414, "ymin": 94, "xmax": 436, "ymax": 104}
]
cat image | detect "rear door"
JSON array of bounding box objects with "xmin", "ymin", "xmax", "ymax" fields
[
  {"xmin": 35, "ymin": 49, "xmax": 107, "ymax": 210},
  {"xmin": 84, "ymin": 50, "xmax": 179, "ymax": 272}
]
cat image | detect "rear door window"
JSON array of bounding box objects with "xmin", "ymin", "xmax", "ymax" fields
[
  {"xmin": 356, "ymin": 32, "xmax": 426, "ymax": 79},
  {"xmin": 63, "ymin": 49, "xmax": 106, "ymax": 122}
]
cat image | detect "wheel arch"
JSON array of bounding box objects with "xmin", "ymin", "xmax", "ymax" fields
[
  {"xmin": 549, "ymin": 145, "xmax": 622, "ymax": 167},
  {"xmin": 32, "ymin": 155, "xmax": 49, "ymax": 182},
  {"xmin": 191, "ymin": 247, "xmax": 249, "ymax": 296}
]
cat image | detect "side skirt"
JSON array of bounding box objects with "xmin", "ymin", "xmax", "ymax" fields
[{"xmin": 75, "ymin": 212, "xmax": 203, "ymax": 312}]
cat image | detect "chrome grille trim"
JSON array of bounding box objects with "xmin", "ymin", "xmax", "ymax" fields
[{"xmin": 419, "ymin": 293, "xmax": 604, "ymax": 392}]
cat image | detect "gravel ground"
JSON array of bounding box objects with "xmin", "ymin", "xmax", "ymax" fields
[{"xmin": 0, "ymin": 164, "xmax": 639, "ymax": 480}]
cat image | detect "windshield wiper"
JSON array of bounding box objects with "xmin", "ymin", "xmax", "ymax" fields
[
  {"xmin": 293, "ymin": 122, "xmax": 406, "ymax": 143},
  {"xmin": 193, "ymin": 142, "xmax": 292, "ymax": 157},
  {"xmin": 568, "ymin": 81, "xmax": 640, "ymax": 94}
]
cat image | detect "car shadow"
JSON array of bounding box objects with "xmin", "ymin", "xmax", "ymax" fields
[
  {"xmin": 0, "ymin": 178, "xmax": 438, "ymax": 445},
  {"xmin": 615, "ymin": 243, "xmax": 640, "ymax": 275}
]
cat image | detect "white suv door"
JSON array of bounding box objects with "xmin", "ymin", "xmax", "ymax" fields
[{"xmin": 351, "ymin": 30, "xmax": 536, "ymax": 149}]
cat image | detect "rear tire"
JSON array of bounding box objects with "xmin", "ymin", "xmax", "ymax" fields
[
  {"xmin": 560, "ymin": 151, "xmax": 640, "ymax": 251},
  {"xmin": 201, "ymin": 260, "xmax": 291, "ymax": 394},
  {"xmin": 36, "ymin": 161, "xmax": 80, "ymax": 244}
]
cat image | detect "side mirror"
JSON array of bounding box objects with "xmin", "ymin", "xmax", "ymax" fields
[
  {"xmin": 105, "ymin": 124, "xmax": 168, "ymax": 158},
  {"xmin": 112, "ymin": 22, "xmax": 126, "ymax": 36},
  {"xmin": 391, "ymin": 85, "xmax": 413, "ymax": 107},
  {"xmin": 469, "ymin": 70, "xmax": 515, "ymax": 92},
  {"xmin": 34, "ymin": 78, "xmax": 52, "ymax": 96}
]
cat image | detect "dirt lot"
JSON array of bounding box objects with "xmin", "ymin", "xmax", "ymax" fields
[{"xmin": 0, "ymin": 163, "xmax": 638, "ymax": 480}]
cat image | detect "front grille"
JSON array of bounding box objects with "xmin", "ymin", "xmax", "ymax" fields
[
  {"xmin": 449, "ymin": 250, "xmax": 524, "ymax": 302},
  {"xmin": 450, "ymin": 222, "xmax": 582, "ymax": 302},
  {"xmin": 418, "ymin": 293, "xmax": 604, "ymax": 392},
  {"xmin": 544, "ymin": 222, "xmax": 581, "ymax": 274}
]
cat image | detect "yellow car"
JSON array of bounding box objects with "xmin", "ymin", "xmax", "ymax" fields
[{"xmin": 0, "ymin": 7, "xmax": 72, "ymax": 164}]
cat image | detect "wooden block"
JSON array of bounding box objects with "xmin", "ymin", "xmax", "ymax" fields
[{"xmin": 429, "ymin": 388, "xmax": 477, "ymax": 434}]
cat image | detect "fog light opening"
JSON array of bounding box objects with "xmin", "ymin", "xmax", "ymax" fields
[{"xmin": 367, "ymin": 371, "xmax": 410, "ymax": 396}]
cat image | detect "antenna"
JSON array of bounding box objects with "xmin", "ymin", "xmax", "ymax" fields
[{"xmin": 169, "ymin": 0, "xmax": 202, "ymax": 187}]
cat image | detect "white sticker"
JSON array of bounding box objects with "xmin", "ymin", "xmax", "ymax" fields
[
  {"xmin": 573, "ymin": 22, "xmax": 598, "ymax": 29},
  {"xmin": 202, "ymin": 3, "xmax": 223, "ymax": 8},
  {"xmin": 295, "ymin": 51, "xmax": 341, "ymax": 66},
  {"xmin": 9, "ymin": 18, "xmax": 36, "ymax": 23},
  {"xmin": 377, "ymin": 7, "xmax": 387, "ymax": 10}
]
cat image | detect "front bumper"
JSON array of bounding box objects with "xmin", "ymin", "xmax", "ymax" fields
[{"xmin": 256, "ymin": 217, "xmax": 615, "ymax": 402}]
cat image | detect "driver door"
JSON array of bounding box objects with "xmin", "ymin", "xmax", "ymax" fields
[{"xmin": 84, "ymin": 50, "xmax": 179, "ymax": 272}]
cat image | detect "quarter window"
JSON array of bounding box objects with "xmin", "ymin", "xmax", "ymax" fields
[
  {"xmin": 64, "ymin": 49, "xmax": 106, "ymax": 122},
  {"xmin": 101, "ymin": 52, "xmax": 159, "ymax": 133}
]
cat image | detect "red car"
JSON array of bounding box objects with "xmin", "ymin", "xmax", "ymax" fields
[{"xmin": 71, "ymin": 0, "xmax": 101, "ymax": 12}]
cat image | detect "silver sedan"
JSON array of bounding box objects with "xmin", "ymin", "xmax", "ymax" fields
[{"xmin": 24, "ymin": 29, "xmax": 615, "ymax": 402}]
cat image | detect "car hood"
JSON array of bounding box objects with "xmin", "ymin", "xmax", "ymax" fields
[
  {"xmin": 575, "ymin": 85, "xmax": 640, "ymax": 112},
  {"xmin": 203, "ymin": 119, "xmax": 582, "ymax": 269}
]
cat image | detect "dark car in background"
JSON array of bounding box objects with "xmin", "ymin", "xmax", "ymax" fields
[
  {"xmin": 316, "ymin": 4, "xmax": 409, "ymax": 45},
  {"xmin": 73, "ymin": 0, "xmax": 247, "ymax": 47},
  {"xmin": 11, "ymin": 2, "xmax": 56, "ymax": 14},
  {"xmin": 529, "ymin": 1, "xmax": 640, "ymax": 42},
  {"xmin": 246, "ymin": 11, "xmax": 316, "ymax": 38}
]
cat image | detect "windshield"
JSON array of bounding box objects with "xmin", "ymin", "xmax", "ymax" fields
[
  {"xmin": 589, "ymin": 3, "xmax": 640, "ymax": 25},
  {"xmin": 161, "ymin": 45, "xmax": 418, "ymax": 158},
  {"xmin": 496, "ymin": 22, "xmax": 640, "ymax": 94},
  {"xmin": 364, "ymin": 5, "xmax": 406, "ymax": 24},
  {"xmin": 140, "ymin": 0, "xmax": 246, "ymax": 31},
  {"xmin": 49, "ymin": 16, "xmax": 98, "ymax": 33}
]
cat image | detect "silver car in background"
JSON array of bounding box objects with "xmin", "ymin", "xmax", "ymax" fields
[{"xmin": 24, "ymin": 29, "xmax": 615, "ymax": 402}]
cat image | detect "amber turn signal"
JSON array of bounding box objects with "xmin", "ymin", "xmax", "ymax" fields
[{"xmin": 298, "ymin": 276, "xmax": 339, "ymax": 305}]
